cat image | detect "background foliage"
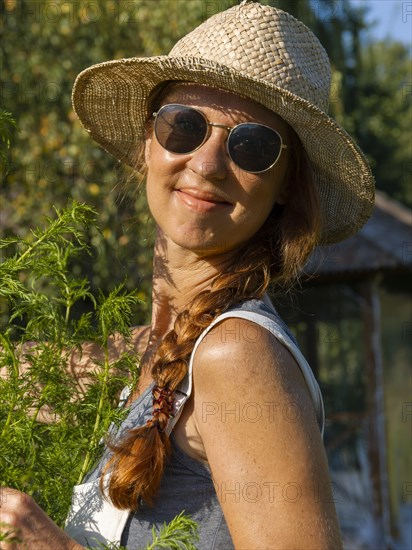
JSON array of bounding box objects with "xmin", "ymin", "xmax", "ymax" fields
[
  {"xmin": 0, "ymin": 200, "xmax": 199, "ymax": 548},
  {"xmin": 0, "ymin": 201, "xmax": 141, "ymax": 525},
  {"xmin": 1, "ymin": 0, "xmax": 411, "ymax": 316}
]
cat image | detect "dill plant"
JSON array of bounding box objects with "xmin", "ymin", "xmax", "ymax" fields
[
  {"xmin": 0, "ymin": 202, "xmax": 139, "ymax": 523},
  {"xmin": 0, "ymin": 202, "xmax": 199, "ymax": 548},
  {"xmin": 97, "ymin": 513, "xmax": 199, "ymax": 550}
]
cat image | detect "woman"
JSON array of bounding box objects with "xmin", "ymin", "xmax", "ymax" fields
[{"xmin": 0, "ymin": 2, "xmax": 374, "ymax": 548}]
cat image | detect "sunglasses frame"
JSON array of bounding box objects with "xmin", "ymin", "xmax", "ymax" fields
[{"xmin": 152, "ymin": 103, "xmax": 287, "ymax": 174}]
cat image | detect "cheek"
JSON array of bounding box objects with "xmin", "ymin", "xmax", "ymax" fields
[
  {"xmin": 144, "ymin": 148, "xmax": 185, "ymax": 226},
  {"xmin": 240, "ymin": 167, "xmax": 285, "ymax": 209},
  {"xmin": 233, "ymin": 167, "xmax": 286, "ymax": 234},
  {"xmin": 259, "ymin": 160, "xmax": 288, "ymax": 209},
  {"xmin": 146, "ymin": 141, "xmax": 173, "ymax": 177}
]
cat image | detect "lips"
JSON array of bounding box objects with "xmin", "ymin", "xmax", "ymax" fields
[
  {"xmin": 174, "ymin": 187, "xmax": 232, "ymax": 213},
  {"xmin": 178, "ymin": 187, "xmax": 229, "ymax": 203}
]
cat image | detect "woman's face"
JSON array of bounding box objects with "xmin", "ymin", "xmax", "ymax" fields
[{"xmin": 144, "ymin": 84, "xmax": 290, "ymax": 257}]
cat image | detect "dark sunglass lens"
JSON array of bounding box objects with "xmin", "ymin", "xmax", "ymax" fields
[
  {"xmin": 228, "ymin": 124, "xmax": 282, "ymax": 172},
  {"xmin": 155, "ymin": 105, "xmax": 207, "ymax": 154}
]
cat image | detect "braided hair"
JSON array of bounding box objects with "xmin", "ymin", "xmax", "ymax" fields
[{"xmin": 100, "ymin": 89, "xmax": 321, "ymax": 510}]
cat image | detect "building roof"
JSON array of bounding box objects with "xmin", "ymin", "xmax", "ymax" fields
[{"xmin": 305, "ymin": 191, "xmax": 412, "ymax": 277}]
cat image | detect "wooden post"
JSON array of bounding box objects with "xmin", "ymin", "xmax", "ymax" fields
[{"xmin": 361, "ymin": 276, "xmax": 392, "ymax": 548}]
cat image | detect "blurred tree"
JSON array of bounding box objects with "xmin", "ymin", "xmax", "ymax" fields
[
  {"xmin": 1, "ymin": 0, "xmax": 155, "ymax": 322},
  {"xmin": 345, "ymin": 41, "xmax": 412, "ymax": 207},
  {"xmin": 0, "ymin": 0, "xmax": 236, "ymax": 323},
  {"xmin": 1, "ymin": 0, "xmax": 410, "ymax": 325},
  {"xmin": 271, "ymin": 0, "xmax": 411, "ymax": 207}
]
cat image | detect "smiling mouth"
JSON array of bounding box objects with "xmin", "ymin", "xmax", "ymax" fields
[{"xmin": 175, "ymin": 189, "xmax": 232, "ymax": 212}]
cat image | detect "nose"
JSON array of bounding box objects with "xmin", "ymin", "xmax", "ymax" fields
[{"xmin": 186, "ymin": 126, "xmax": 229, "ymax": 181}]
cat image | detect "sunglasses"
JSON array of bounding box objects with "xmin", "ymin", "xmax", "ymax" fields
[{"xmin": 152, "ymin": 104, "xmax": 287, "ymax": 174}]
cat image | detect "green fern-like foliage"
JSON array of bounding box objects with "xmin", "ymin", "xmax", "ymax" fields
[
  {"xmin": 146, "ymin": 512, "xmax": 199, "ymax": 549},
  {"xmin": 95, "ymin": 511, "xmax": 199, "ymax": 550},
  {"xmin": 0, "ymin": 201, "xmax": 199, "ymax": 548},
  {"xmin": 0, "ymin": 202, "xmax": 141, "ymax": 525}
]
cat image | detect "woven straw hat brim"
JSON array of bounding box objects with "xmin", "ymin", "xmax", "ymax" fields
[{"xmin": 72, "ymin": 55, "xmax": 374, "ymax": 245}]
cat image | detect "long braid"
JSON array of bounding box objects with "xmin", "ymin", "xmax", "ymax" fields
[{"xmin": 101, "ymin": 133, "xmax": 320, "ymax": 511}]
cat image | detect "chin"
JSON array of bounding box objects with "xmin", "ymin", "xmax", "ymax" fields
[
  {"xmin": 183, "ymin": 236, "xmax": 247, "ymax": 258},
  {"xmin": 157, "ymin": 222, "xmax": 252, "ymax": 258}
]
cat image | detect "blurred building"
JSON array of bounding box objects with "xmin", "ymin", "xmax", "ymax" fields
[{"xmin": 274, "ymin": 191, "xmax": 412, "ymax": 549}]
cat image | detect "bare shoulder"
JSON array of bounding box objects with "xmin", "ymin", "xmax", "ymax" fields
[
  {"xmin": 109, "ymin": 325, "xmax": 151, "ymax": 358},
  {"xmin": 191, "ymin": 316, "xmax": 341, "ymax": 548},
  {"xmin": 130, "ymin": 325, "xmax": 151, "ymax": 352},
  {"xmin": 67, "ymin": 325, "xmax": 151, "ymax": 383},
  {"xmin": 193, "ymin": 316, "xmax": 311, "ymax": 406},
  {"xmin": 192, "ymin": 315, "xmax": 321, "ymax": 467}
]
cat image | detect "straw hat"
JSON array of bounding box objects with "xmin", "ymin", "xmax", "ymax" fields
[{"xmin": 72, "ymin": 0, "xmax": 374, "ymax": 244}]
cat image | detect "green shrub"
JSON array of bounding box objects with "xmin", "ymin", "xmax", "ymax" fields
[{"xmin": 0, "ymin": 201, "xmax": 198, "ymax": 549}]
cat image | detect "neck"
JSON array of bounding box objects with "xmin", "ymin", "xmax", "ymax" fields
[{"xmin": 149, "ymin": 228, "xmax": 238, "ymax": 338}]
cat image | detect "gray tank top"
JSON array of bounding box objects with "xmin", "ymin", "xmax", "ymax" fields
[{"xmin": 73, "ymin": 297, "xmax": 324, "ymax": 549}]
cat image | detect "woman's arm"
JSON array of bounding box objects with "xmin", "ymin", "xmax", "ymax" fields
[
  {"xmin": 0, "ymin": 325, "xmax": 151, "ymax": 391},
  {"xmin": 1, "ymin": 325, "xmax": 150, "ymax": 423},
  {"xmin": 65, "ymin": 325, "xmax": 151, "ymax": 393},
  {"xmin": 192, "ymin": 317, "xmax": 342, "ymax": 549}
]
